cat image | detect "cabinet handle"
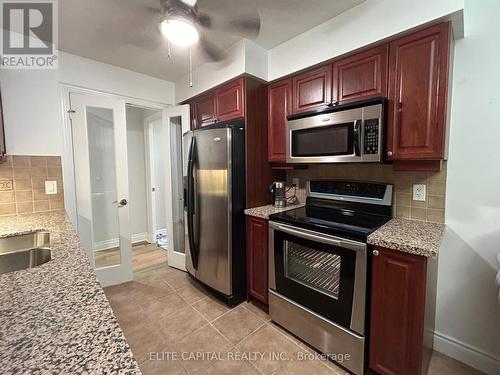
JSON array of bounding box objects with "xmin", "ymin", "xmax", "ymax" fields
[
  {"xmin": 387, "ymin": 151, "xmax": 393, "ymax": 157},
  {"xmin": 373, "ymin": 250, "xmax": 379, "ymax": 256}
]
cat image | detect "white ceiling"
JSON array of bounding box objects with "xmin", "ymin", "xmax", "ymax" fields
[{"xmin": 59, "ymin": 0, "xmax": 365, "ymax": 82}]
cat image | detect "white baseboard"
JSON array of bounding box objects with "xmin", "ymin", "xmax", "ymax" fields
[
  {"xmin": 94, "ymin": 232, "xmax": 148, "ymax": 251},
  {"xmin": 433, "ymin": 330, "xmax": 500, "ymax": 375}
]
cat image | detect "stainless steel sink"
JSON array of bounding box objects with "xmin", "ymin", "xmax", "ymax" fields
[{"xmin": 0, "ymin": 231, "xmax": 51, "ymax": 275}]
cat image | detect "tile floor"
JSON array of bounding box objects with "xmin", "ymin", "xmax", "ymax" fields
[{"xmin": 104, "ymin": 264, "xmax": 484, "ymax": 375}]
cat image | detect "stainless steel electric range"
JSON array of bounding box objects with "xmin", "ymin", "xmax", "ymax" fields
[{"xmin": 268, "ymin": 180, "xmax": 393, "ymax": 375}]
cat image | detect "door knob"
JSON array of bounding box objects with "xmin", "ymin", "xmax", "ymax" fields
[
  {"xmin": 113, "ymin": 199, "xmax": 128, "ymax": 207},
  {"xmin": 373, "ymin": 250, "xmax": 379, "ymax": 256},
  {"xmin": 387, "ymin": 151, "xmax": 393, "ymax": 157}
]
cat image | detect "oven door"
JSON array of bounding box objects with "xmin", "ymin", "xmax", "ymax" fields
[{"xmin": 269, "ymin": 221, "xmax": 367, "ymax": 335}]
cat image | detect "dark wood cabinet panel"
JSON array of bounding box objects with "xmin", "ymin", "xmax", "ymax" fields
[
  {"xmin": 192, "ymin": 94, "xmax": 216, "ymax": 128},
  {"xmin": 246, "ymin": 216, "xmax": 269, "ymax": 304},
  {"xmin": 216, "ymin": 78, "xmax": 245, "ymax": 122},
  {"xmin": 291, "ymin": 65, "xmax": 332, "ymax": 114},
  {"xmin": 0, "ymin": 91, "xmax": 5, "ymax": 158},
  {"xmin": 369, "ymin": 247, "xmax": 427, "ymax": 375},
  {"xmin": 332, "ymin": 44, "xmax": 388, "ymax": 104},
  {"xmin": 387, "ymin": 22, "xmax": 451, "ymax": 160},
  {"xmin": 268, "ymin": 79, "xmax": 292, "ymax": 163}
]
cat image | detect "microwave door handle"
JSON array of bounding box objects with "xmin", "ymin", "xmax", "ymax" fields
[{"xmin": 353, "ymin": 120, "xmax": 362, "ymax": 156}]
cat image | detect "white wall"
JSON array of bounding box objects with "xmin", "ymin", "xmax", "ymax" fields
[
  {"xmin": 267, "ymin": 0, "xmax": 464, "ymax": 80},
  {"xmin": 435, "ymin": 0, "xmax": 500, "ymax": 373},
  {"xmin": 175, "ymin": 39, "xmax": 268, "ymax": 103},
  {"xmin": 0, "ymin": 51, "xmax": 175, "ymax": 156}
]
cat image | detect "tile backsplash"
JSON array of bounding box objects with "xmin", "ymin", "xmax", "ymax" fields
[
  {"xmin": 0, "ymin": 156, "xmax": 64, "ymax": 216},
  {"xmin": 287, "ymin": 162, "xmax": 447, "ymax": 223}
]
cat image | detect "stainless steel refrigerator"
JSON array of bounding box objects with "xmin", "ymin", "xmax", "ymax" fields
[{"xmin": 183, "ymin": 120, "xmax": 246, "ymax": 306}]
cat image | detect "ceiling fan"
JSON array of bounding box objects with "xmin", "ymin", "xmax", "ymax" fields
[{"xmin": 146, "ymin": 0, "xmax": 261, "ymax": 86}]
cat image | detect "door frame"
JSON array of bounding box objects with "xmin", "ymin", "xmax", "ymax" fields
[
  {"xmin": 143, "ymin": 112, "xmax": 163, "ymax": 244},
  {"xmin": 60, "ymin": 85, "xmax": 168, "ymax": 230}
]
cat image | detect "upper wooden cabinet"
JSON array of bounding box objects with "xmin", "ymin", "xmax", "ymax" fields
[
  {"xmin": 188, "ymin": 78, "xmax": 245, "ymax": 128},
  {"xmin": 332, "ymin": 44, "xmax": 388, "ymax": 105},
  {"xmin": 268, "ymin": 79, "xmax": 292, "ymax": 163},
  {"xmin": 291, "ymin": 65, "xmax": 332, "ymax": 114},
  {"xmin": 369, "ymin": 246, "xmax": 434, "ymax": 375},
  {"xmin": 191, "ymin": 93, "xmax": 216, "ymax": 128},
  {"xmin": 386, "ymin": 22, "xmax": 451, "ymax": 161},
  {"xmin": 216, "ymin": 78, "xmax": 245, "ymax": 122}
]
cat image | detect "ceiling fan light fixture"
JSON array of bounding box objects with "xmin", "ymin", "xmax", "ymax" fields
[{"xmin": 160, "ymin": 17, "xmax": 199, "ymax": 47}]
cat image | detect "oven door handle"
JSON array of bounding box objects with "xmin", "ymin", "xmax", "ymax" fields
[{"xmin": 273, "ymin": 223, "xmax": 365, "ymax": 252}]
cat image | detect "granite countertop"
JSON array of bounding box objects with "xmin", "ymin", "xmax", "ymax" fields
[
  {"xmin": 244, "ymin": 203, "xmax": 305, "ymax": 220},
  {"xmin": 0, "ymin": 211, "xmax": 140, "ymax": 374},
  {"xmin": 367, "ymin": 218, "xmax": 445, "ymax": 258}
]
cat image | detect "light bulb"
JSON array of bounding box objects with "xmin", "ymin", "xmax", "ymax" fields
[{"xmin": 160, "ymin": 18, "xmax": 199, "ymax": 47}]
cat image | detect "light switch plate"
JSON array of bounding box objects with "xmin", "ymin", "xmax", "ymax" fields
[
  {"xmin": 412, "ymin": 184, "xmax": 426, "ymax": 201},
  {"xmin": 45, "ymin": 180, "xmax": 57, "ymax": 195}
]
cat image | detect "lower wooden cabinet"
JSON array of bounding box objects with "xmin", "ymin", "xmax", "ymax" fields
[
  {"xmin": 369, "ymin": 246, "xmax": 436, "ymax": 375},
  {"xmin": 246, "ymin": 216, "xmax": 269, "ymax": 304}
]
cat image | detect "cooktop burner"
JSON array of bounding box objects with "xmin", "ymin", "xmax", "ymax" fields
[{"xmin": 269, "ymin": 180, "xmax": 393, "ymax": 242}]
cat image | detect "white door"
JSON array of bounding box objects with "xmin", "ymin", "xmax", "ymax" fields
[
  {"xmin": 69, "ymin": 92, "xmax": 133, "ymax": 287},
  {"xmin": 163, "ymin": 105, "xmax": 190, "ymax": 270}
]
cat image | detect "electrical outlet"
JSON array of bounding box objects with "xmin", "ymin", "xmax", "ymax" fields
[
  {"xmin": 45, "ymin": 180, "xmax": 58, "ymax": 195},
  {"xmin": 412, "ymin": 184, "xmax": 426, "ymax": 201},
  {"xmin": 292, "ymin": 178, "xmax": 299, "ymax": 188}
]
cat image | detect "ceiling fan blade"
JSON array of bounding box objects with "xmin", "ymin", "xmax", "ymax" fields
[
  {"xmin": 227, "ymin": 16, "xmax": 260, "ymax": 39},
  {"xmin": 199, "ymin": 37, "xmax": 227, "ymax": 61}
]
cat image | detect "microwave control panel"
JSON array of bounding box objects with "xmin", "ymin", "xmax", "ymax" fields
[{"xmin": 363, "ymin": 119, "xmax": 379, "ymax": 154}]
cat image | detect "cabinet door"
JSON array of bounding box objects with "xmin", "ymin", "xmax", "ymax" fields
[
  {"xmin": 192, "ymin": 94, "xmax": 216, "ymax": 128},
  {"xmin": 216, "ymin": 78, "xmax": 245, "ymax": 122},
  {"xmin": 268, "ymin": 79, "xmax": 292, "ymax": 163},
  {"xmin": 332, "ymin": 44, "xmax": 388, "ymax": 105},
  {"xmin": 387, "ymin": 22, "xmax": 451, "ymax": 160},
  {"xmin": 369, "ymin": 247, "xmax": 426, "ymax": 375},
  {"xmin": 246, "ymin": 216, "xmax": 268, "ymax": 304},
  {"xmin": 292, "ymin": 65, "xmax": 332, "ymax": 114}
]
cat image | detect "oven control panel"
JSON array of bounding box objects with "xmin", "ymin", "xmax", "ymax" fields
[{"xmin": 363, "ymin": 119, "xmax": 379, "ymax": 155}]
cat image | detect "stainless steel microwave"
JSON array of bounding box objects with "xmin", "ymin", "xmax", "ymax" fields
[{"xmin": 286, "ymin": 99, "xmax": 385, "ymax": 164}]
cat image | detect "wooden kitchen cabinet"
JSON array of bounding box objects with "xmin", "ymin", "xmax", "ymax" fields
[
  {"xmin": 386, "ymin": 22, "xmax": 451, "ymax": 161},
  {"xmin": 268, "ymin": 78, "xmax": 292, "ymax": 163},
  {"xmin": 215, "ymin": 78, "xmax": 245, "ymax": 122},
  {"xmin": 369, "ymin": 246, "xmax": 436, "ymax": 375},
  {"xmin": 191, "ymin": 93, "xmax": 216, "ymax": 128},
  {"xmin": 332, "ymin": 44, "xmax": 388, "ymax": 105},
  {"xmin": 291, "ymin": 64, "xmax": 332, "ymax": 114},
  {"xmin": 246, "ymin": 216, "xmax": 269, "ymax": 305}
]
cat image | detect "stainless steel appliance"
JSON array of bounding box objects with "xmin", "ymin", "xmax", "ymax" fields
[
  {"xmin": 270, "ymin": 181, "xmax": 287, "ymax": 207},
  {"xmin": 183, "ymin": 120, "xmax": 246, "ymax": 306},
  {"xmin": 286, "ymin": 98, "xmax": 386, "ymax": 164},
  {"xmin": 268, "ymin": 180, "xmax": 393, "ymax": 375}
]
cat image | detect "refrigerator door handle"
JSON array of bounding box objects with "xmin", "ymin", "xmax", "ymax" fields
[{"xmin": 187, "ymin": 136, "xmax": 198, "ymax": 269}]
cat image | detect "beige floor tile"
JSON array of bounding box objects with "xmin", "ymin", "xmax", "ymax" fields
[
  {"xmin": 236, "ymin": 324, "xmax": 300, "ymax": 374},
  {"xmin": 165, "ymin": 270, "xmax": 196, "ymax": 291},
  {"xmin": 140, "ymin": 357, "xmax": 187, "ymax": 375},
  {"xmin": 199, "ymin": 358, "xmax": 261, "ymax": 375},
  {"xmin": 243, "ymin": 301, "xmax": 270, "ymax": 321},
  {"xmin": 177, "ymin": 282, "xmax": 210, "ymax": 305},
  {"xmin": 141, "ymin": 292, "xmax": 188, "ymax": 319},
  {"xmin": 158, "ymin": 306, "xmax": 208, "ymax": 344},
  {"xmin": 192, "ymin": 295, "xmax": 231, "ymax": 322},
  {"xmin": 428, "ymin": 351, "xmax": 485, "ymax": 375},
  {"xmin": 213, "ymin": 305, "xmax": 266, "ymax": 345},
  {"xmin": 126, "ymin": 322, "xmax": 169, "ymax": 364},
  {"xmin": 172, "ymin": 325, "xmax": 235, "ymax": 374}
]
